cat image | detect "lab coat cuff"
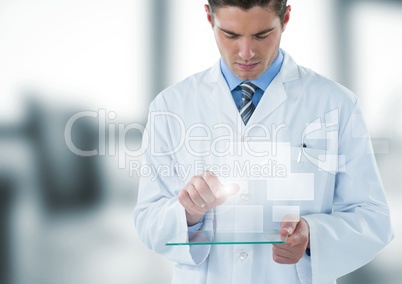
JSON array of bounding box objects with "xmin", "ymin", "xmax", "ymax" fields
[{"xmin": 175, "ymin": 204, "xmax": 211, "ymax": 265}]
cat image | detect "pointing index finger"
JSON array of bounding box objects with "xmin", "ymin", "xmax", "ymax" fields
[{"xmin": 202, "ymin": 171, "xmax": 222, "ymax": 198}]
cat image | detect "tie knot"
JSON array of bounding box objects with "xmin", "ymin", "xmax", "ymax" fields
[{"xmin": 239, "ymin": 81, "xmax": 257, "ymax": 99}]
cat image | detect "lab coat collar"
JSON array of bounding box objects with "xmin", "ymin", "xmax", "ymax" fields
[
  {"xmin": 205, "ymin": 50, "xmax": 299, "ymax": 85},
  {"xmin": 206, "ymin": 50, "xmax": 300, "ymax": 126}
]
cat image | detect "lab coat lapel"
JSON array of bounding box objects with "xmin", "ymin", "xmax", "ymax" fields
[
  {"xmin": 248, "ymin": 51, "xmax": 300, "ymax": 125},
  {"xmin": 248, "ymin": 76, "xmax": 287, "ymax": 124},
  {"xmin": 206, "ymin": 61, "xmax": 242, "ymax": 126}
]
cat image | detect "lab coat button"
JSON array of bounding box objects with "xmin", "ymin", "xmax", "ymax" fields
[{"xmin": 238, "ymin": 250, "xmax": 248, "ymax": 261}]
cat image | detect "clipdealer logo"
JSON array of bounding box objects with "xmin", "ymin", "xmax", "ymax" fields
[
  {"xmin": 64, "ymin": 108, "xmax": 343, "ymax": 176},
  {"xmin": 64, "ymin": 109, "xmax": 287, "ymax": 170}
]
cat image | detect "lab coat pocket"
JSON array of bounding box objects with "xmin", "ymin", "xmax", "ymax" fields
[{"xmin": 171, "ymin": 265, "xmax": 200, "ymax": 284}]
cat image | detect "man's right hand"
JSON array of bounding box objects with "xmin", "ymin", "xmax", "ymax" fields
[{"xmin": 178, "ymin": 171, "xmax": 240, "ymax": 226}]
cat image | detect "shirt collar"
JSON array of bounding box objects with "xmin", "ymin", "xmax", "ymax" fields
[{"xmin": 220, "ymin": 49, "xmax": 284, "ymax": 91}]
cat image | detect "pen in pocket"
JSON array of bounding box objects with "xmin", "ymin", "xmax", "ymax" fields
[{"xmin": 297, "ymin": 143, "xmax": 307, "ymax": 164}]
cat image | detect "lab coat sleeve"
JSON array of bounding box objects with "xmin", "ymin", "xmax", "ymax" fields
[
  {"xmin": 301, "ymin": 100, "xmax": 394, "ymax": 283},
  {"xmin": 133, "ymin": 97, "xmax": 211, "ymax": 265}
]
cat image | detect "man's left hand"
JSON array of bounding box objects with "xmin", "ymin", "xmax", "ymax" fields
[{"xmin": 272, "ymin": 217, "xmax": 310, "ymax": 264}]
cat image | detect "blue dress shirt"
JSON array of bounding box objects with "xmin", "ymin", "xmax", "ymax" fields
[{"xmin": 220, "ymin": 50, "xmax": 284, "ymax": 109}]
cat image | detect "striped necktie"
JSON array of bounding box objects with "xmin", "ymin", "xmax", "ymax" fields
[{"xmin": 239, "ymin": 81, "xmax": 257, "ymax": 125}]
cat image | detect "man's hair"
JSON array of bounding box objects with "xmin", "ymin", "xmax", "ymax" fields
[{"xmin": 207, "ymin": 0, "xmax": 288, "ymax": 23}]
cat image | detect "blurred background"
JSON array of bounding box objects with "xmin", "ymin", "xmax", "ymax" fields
[{"xmin": 0, "ymin": 0, "xmax": 401, "ymax": 283}]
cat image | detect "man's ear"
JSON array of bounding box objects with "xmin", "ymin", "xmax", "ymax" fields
[
  {"xmin": 282, "ymin": 5, "xmax": 291, "ymax": 32},
  {"xmin": 205, "ymin": 4, "xmax": 214, "ymax": 26}
]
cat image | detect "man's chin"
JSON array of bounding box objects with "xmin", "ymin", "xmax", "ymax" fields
[{"xmin": 235, "ymin": 71, "xmax": 260, "ymax": 81}]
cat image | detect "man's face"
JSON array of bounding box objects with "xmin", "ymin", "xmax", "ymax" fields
[{"xmin": 205, "ymin": 5, "xmax": 291, "ymax": 81}]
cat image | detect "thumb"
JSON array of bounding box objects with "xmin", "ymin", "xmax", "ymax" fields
[{"xmin": 280, "ymin": 215, "xmax": 300, "ymax": 236}]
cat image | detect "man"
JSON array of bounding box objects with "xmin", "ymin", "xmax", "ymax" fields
[{"xmin": 134, "ymin": 1, "xmax": 393, "ymax": 283}]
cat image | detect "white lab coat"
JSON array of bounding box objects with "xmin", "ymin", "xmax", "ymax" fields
[{"xmin": 133, "ymin": 51, "xmax": 393, "ymax": 284}]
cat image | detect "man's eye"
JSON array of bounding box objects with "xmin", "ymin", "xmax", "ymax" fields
[
  {"xmin": 225, "ymin": 33, "xmax": 239, "ymax": 39},
  {"xmin": 256, "ymin": 34, "xmax": 269, "ymax": 40}
]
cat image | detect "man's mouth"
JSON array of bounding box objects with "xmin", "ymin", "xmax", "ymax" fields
[{"xmin": 236, "ymin": 62, "xmax": 259, "ymax": 71}]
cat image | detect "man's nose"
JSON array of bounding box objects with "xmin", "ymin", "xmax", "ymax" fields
[{"xmin": 238, "ymin": 39, "xmax": 255, "ymax": 61}]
